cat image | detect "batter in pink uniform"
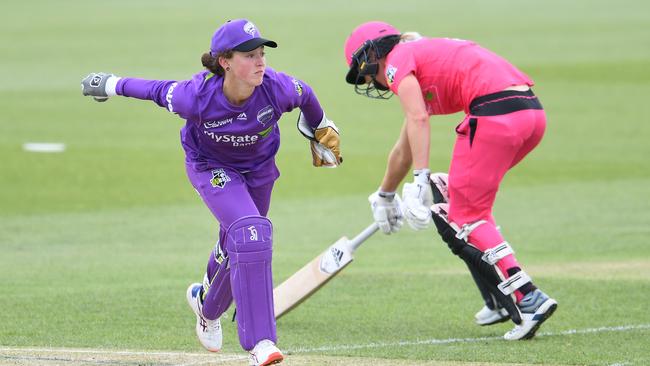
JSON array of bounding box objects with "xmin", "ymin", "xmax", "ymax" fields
[{"xmin": 344, "ymin": 21, "xmax": 557, "ymax": 340}]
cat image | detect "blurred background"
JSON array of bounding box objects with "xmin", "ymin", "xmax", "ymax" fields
[{"xmin": 1, "ymin": 1, "xmax": 649, "ymax": 364}]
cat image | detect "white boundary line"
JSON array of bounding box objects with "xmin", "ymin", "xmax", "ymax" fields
[
  {"xmin": 1, "ymin": 323, "xmax": 648, "ymax": 361},
  {"xmin": 0, "ymin": 348, "xmax": 240, "ymax": 357},
  {"xmin": 0, "ymin": 347, "xmax": 247, "ymax": 365},
  {"xmin": 286, "ymin": 323, "xmax": 650, "ymax": 353}
]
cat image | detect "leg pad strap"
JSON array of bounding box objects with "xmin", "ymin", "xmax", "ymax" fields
[
  {"xmin": 497, "ymin": 270, "xmax": 531, "ymax": 296},
  {"xmin": 482, "ymin": 241, "xmax": 514, "ymax": 265},
  {"xmin": 431, "ymin": 204, "xmax": 522, "ymax": 324}
]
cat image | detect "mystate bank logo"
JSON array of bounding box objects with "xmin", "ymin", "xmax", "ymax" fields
[
  {"xmin": 203, "ymin": 131, "xmax": 260, "ymax": 146},
  {"xmin": 202, "ymin": 126, "xmax": 275, "ymax": 147}
]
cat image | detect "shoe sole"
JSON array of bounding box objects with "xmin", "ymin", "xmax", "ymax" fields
[
  {"xmin": 520, "ymin": 300, "xmax": 558, "ymax": 340},
  {"xmin": 477, "ymin": 314, "xmax": 510, "ymax": 326},
  {"xmin": 260, "ymin": 352, "xmax": 284, "ymax": 365}
]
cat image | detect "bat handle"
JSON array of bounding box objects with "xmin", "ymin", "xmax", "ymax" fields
[{"xmin": 349, "ymin": 222, "xmax": 379, "ymax": 251}]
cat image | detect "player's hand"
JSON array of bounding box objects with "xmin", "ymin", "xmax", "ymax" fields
[
  {"xmin": 313, "ymin": 123, "xmax": 342, "ymax": 167},
  {"xmin": 81, "ymin": 72, "xmax": 118, "ymax": 102},
  {"xmin": 402, "ymin": 169, "xmax": 434, "ymax": 230},
  {"xmin": 297, "ymin": 112, "xmax": 342, "ymax": 167},
  {"xmin": 369, "ymin": 190, "xmax": 404, "ymax": 234},
  {"xmin": 310, "ymin": 140, "xmax": 340, "ymax": 168}
]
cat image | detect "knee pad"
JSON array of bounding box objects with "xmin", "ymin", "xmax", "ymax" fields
[
  {"xmin": 431, "ymin": 203, "xmax": 524, "ymax": 324},
  {"xmin": 225, "ymin": 215, "xmax": 276, "ymax": 350}
]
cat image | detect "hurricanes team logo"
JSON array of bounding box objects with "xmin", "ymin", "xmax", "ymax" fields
[
  {"xmin": 210, "ymin": 168, "xmax": 231, "ymax": 188},
  {"xmin": 243, "ymin": 22, "xmax": 256, "ymax": 36}
]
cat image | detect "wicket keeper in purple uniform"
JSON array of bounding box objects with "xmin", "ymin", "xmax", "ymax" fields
[{"xmin": 81, "ymin": 19, "xmax": 342, "ymax": 366}]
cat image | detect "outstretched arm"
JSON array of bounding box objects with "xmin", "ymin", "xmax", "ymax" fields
[{"xmin": 81, "ymin": 72, "xmax": 198, "ymax": 120}]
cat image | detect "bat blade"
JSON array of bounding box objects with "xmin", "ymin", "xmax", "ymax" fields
[{"xmin": 273, "ymin": 236, "xmax": 353, "ymax": 319}]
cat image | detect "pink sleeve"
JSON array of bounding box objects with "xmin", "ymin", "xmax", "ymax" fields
[{"xmin": 386, "ymin": 51, "xmax": 417, "ymax": 95}]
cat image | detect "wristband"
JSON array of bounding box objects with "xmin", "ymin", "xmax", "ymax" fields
[
  {"xmin": 378, "ymin": 190, "xmax": 396, "ymax": 200},
  {"xmin": 105, "ymin": 76, "xmax": 122, "ymax": 96},
  {"xmin": 413, "ymin": 168, "xmax": 431, "ymax": 185}
]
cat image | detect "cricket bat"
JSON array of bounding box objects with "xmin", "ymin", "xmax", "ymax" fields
[{"xmin": 273, "ymin": 222, "xmax": 379, "ymax": 319}]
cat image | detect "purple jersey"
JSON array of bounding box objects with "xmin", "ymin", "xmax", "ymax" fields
[{"xmin": 115, "ymin": 67, "xmax": 323, "ymax": 175}]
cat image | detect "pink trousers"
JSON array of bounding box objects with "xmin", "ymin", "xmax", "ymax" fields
[{"xmin": 447, "ymin": 90, "xmax": 546, "ymax": 301}]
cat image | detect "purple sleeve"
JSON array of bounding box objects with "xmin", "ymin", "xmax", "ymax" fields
[
  {"xmin": 297, "ymin": 82, "xmax": 324, "ymax": 129},
  {"xmin": 116, "ymin": 78, "xmax": 198, "ymax": 121},
  {"xmin": 273, "ymin": 71, "xmax": 324, "ymax": 129}
]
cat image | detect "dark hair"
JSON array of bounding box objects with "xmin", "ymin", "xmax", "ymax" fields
[{"xmin": 201, "ymin": 50, "xmax": 233, "ymax": 76}]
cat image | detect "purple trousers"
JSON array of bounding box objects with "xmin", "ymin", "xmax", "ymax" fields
[{"xmin": 185, "ymin": 162, "xmax": 277, "ymax": 349}]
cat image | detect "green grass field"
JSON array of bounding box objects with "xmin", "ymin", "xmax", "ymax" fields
[{"xmin": 1, "ymin": 1, "xmax": 649, "ymax": 365}]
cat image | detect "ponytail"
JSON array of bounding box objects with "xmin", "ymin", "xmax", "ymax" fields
[
  {"xmin": 400, "ymin": 32, "xmax": 423, "ymax": 43},
  {"xmin": 201, "ymin": 50, "xmax": 233, "ymax": 76}
]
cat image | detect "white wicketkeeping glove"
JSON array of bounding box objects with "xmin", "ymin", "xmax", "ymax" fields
[
  {"xmin": 368, "ymin": 190, "xmax": 404, "ymax": 234},
  {"xmin": 81, "ymin": 72, "xmax": 121, "ymax": 102},
  {"xmin": 402, "ymin": 169, "xmax": 434, "ymax": 230}
]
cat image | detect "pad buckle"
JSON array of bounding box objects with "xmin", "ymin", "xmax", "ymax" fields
[
  {"xmin": 455, "ymin": 220, "xmax": 487, "ymax": 241},
  {"xmin": 482, "ymin": 242, "xmax": 514, "ymax": 265},
  {"xmin": 497, "ymin": 270, "xmax": 532, "ymax": 295}
]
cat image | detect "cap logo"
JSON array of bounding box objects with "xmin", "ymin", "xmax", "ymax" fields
[{"xmin": 243, "ymin": 21, "xmax": 256, "ymax": 36}]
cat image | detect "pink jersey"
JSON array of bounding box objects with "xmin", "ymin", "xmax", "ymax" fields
[{"xmin": 385, "ymin": 38, "xmax": 533, "ymax": 115}]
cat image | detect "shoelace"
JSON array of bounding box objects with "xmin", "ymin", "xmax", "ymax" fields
[{"xmin": 204, "ymin": 317, "xmax": 220, "ymax": 333}]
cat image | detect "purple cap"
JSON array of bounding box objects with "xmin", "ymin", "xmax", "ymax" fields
[{"xmin": 210, "ymin": 19, "xmax": 278, "ymax": 55}]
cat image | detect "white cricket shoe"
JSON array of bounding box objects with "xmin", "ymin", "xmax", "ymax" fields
[
  {"xmin": 249, "ymin": 339, "xmax": 284, "ymax": 366},
  {"xmin": 186, "ymin": 283, "xmax": 222, "ymax": 352},
  {"xmin": 474, "ymin": 305, "xmax": 509, "ymax": 326},
  {"xmin": 504, "ymin": 289, "xmax": 557, "ymax": 340}
]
